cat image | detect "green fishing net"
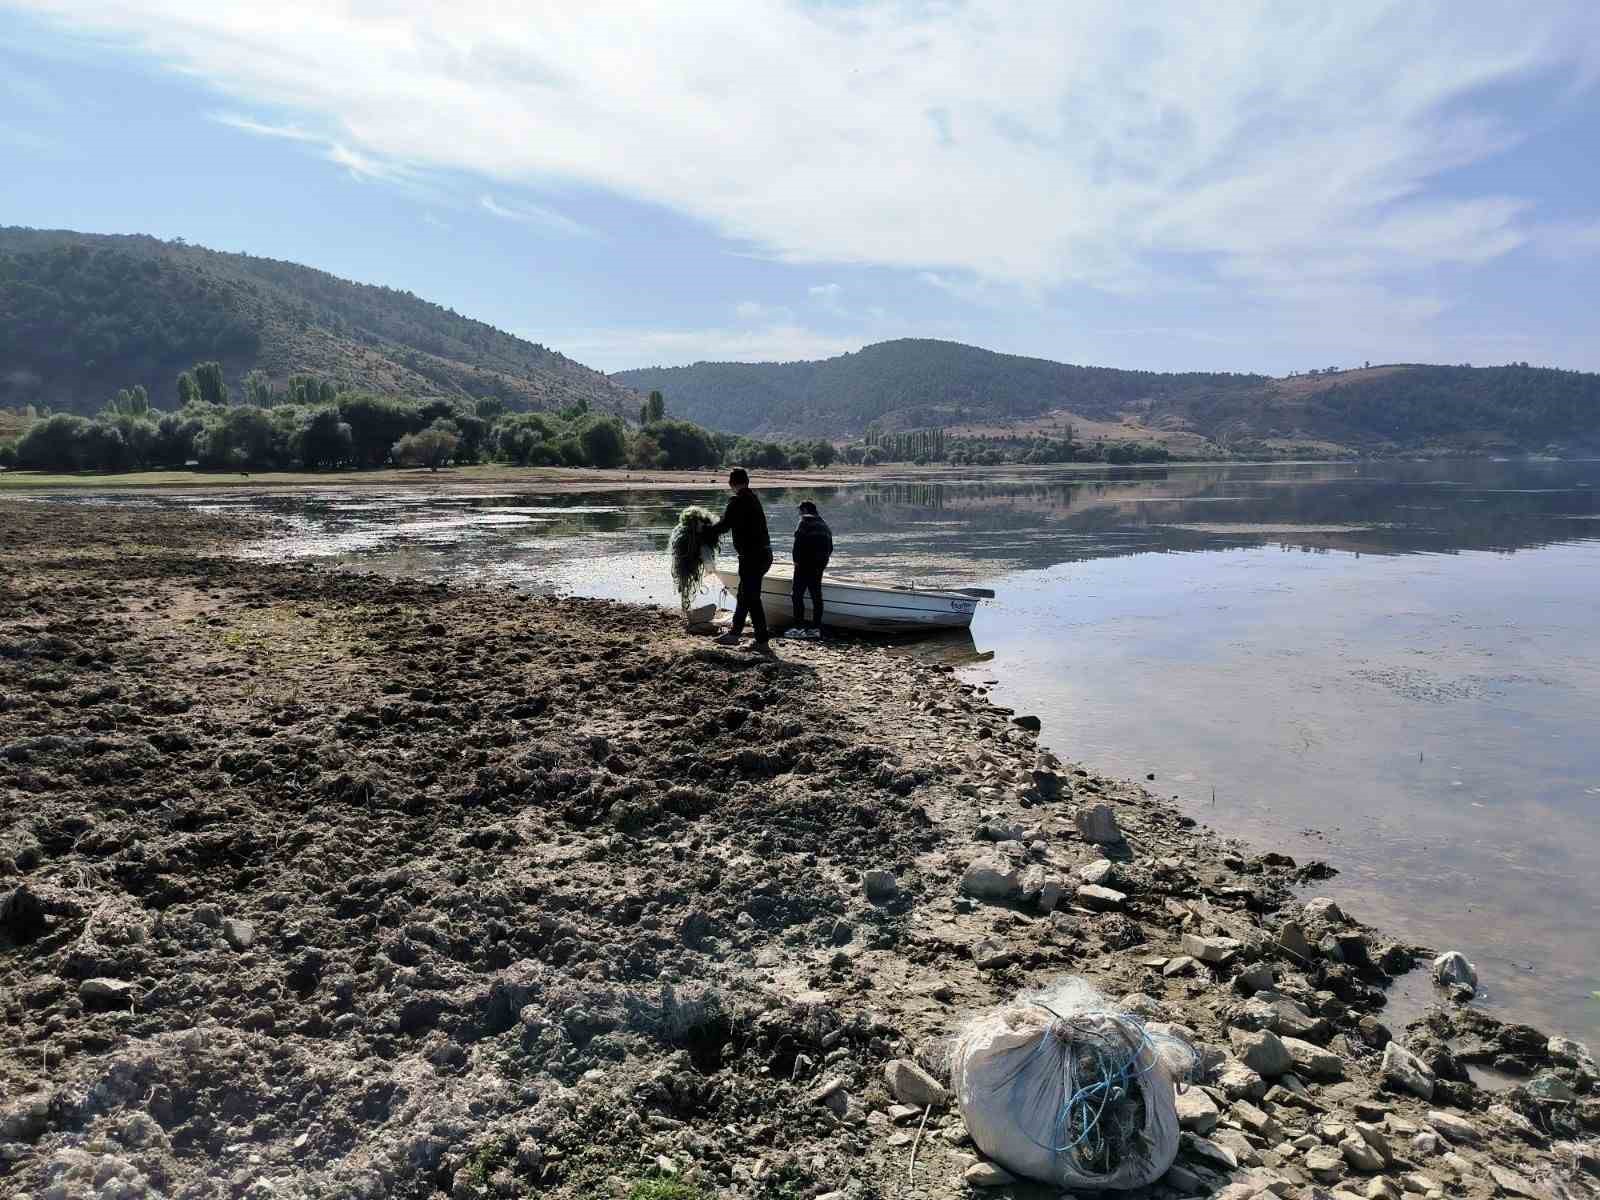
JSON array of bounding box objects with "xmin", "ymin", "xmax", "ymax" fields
[{"xmin": 669, "ymin": 505, "xmax": 719, "ymax": 611}]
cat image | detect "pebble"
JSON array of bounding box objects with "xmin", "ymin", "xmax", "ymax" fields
[
  {"xmin": 1380, "ymin": 1042, "xmax": 1436, "ymax": 1100},
  {"xmin": 1424, "ymin": 1111, "xmax": 1479, "ymax": 1144},
  {"xmin": 1074, "ymin": 803, "xmax": 1124, "ymax": 845},
  {"xmin": 1075, "ymin": 884, "xmax": 1127, "ymax": 911},
  {"xmin": 79, "ymin": 978, "xmax": 139, "ymax": 1003},
  {"xmin": 1340, "ymin": 1135, "xmax": 1384, "ymax": 1172},
  {"xmin": 1077, "ymin": 858, "xmax": 1117, "ymax": 885},
  {"xmin": 971, "ymin": 936, "xmax": 1014, "ymax": 970},
  {"xmin": 963, "ymin": 1162, "xmax": 1017, "ymax": 1187},
  {"xmin": 1305, "ymin": 1144, "xmax": 1344, "ymax": 1182},
  {"xmin": 883, "ymin": 1059, "xmax": 947, "ymax": 1108},
  {"xmin": 1182, "ymin": 933, "xmax": 1243, "ymax": 966},
  {"xmin": 1281, "ymin": 1035, "xmax": 1343, "ymax": 1080},
  {"xmin": 960, "ymin": 854, "xmax": 1019, "ymax": 899},
  {"xmin": 1230, "ymin": 1029, "xmax": 1293, "ymax": 1078},
  {"xmin": 222, "ymin": 917, "xmax": 256, "ymax": 950},
  {"xmin": 1175, "ymin": 1088, "xmax": 1221, "ymax": 1134},
  {"xmin": 862, "ymin": 870, "xmax": 897, "ymax": 901}
]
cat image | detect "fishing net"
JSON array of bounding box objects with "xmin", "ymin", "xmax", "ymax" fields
[
  {"xmin": 669, "ymin": 505, "xmax": 720, "ymax": 611},
  {"xmin": 948, "ymin": 977, "xmax": 1192, "ymax": 1189}
]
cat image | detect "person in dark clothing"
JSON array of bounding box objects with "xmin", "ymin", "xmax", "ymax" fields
[
  {"xmin": 786, "ymin": 500, "xmax": 833, "ymax": 639},
  {"xmin": 703, "ymin": 467, "xmax": 772, "ymax": 649}
]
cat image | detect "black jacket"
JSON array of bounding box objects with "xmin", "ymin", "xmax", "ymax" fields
[
  {"xmin": 706, "ymin": 488, "xmax": 771, "ymax": 565},
  {"xmin": 792, "ymin": 513, "xmax": 833, "ymax": 573}
]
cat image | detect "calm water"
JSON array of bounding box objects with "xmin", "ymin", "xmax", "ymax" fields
[{"xmin": 44, "ymin": 460, "xmax": 1600, "ymax": 1042}]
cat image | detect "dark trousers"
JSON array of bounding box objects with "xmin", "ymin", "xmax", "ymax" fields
[
  {"xmin": 731, "ymin": 554, "xmax": 771, "ymax": 641},
  {"xmin": 792, "ymin": 565, "xmax": 824, "ymax": 627}
]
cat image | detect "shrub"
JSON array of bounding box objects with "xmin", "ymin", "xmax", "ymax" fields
[{"xmin": 392, "ymin": 427, "xmax": 459, "ymax": 470}]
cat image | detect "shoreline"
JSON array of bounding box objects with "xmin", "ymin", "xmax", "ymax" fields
[{"xmin": 0, "ymin": 502, "xmax": 1594, "ymax": 1199}]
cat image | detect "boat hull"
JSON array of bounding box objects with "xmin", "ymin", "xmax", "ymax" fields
[{"xmin": 712, "ymin": 568, "xmax": 979, "ymax": 631}]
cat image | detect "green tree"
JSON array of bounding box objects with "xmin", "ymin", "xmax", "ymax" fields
[
  {"xmin": 193, "ymin": 361, "xmax": 228, "ymax": 406},
  {"xmin": 393, "ymin": 426, "xmax": 459, "ymax": 470},
  {"xmin": 17, "ymin": 414, "xmax": 94, "ymax": 469},
  {"xmin": 645, "ymin": 419, "xmax": 721, "ymax": 469},
  {"xmin": 579, "ymin": 415, "xmax": 628, "ymax": 468},
  {"xmin": 153, "ymin": 412, "xmax": 205, "ymax": 467},
  {"xmin": 647, "ymin": 390, "xmax": 666, "ymax": 422},
  {"xmin": 176, "ymin": 371, "xmax": 198, "ymax": 407},
  {"xmin": 338, "ymin": 393, "xmax": 421, "ymax": 466},
  {"xmin": 243, "ymin": 369, "xmax": 274, "ymax": 407},
  {"xmin": 809, "ymin": 439, "xmax": 837, "ymax": 467},
  {"xmin": 475, "ymin": 396, "xmax": 506, "ymax": 422},
  {"xmin": 294, "ymin": 407, "xmax": 354, "ymax": 469}
]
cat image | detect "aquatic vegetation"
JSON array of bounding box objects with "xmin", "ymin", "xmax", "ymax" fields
[{"xmin": 668, "ymin": 505, "xmax": 719, "ymax": 610}]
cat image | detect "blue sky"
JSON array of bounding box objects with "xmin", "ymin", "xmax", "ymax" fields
[{"xmin": 3, "ymin": 2, "xmax": 1599, "ymax": 375}]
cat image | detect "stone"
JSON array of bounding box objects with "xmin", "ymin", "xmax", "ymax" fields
[
  {"xmin": 862, "ymin": 870, "xmax": 898, "ymax": 901},
  {"xmin": 1175, "ymin": 1088, "xmax": 1221, "ymax": 1133},
  {"xmin": 964, "ymin": 1162, "xmax": 1017, "ymax": 1187},
  {"xmin": 1234, "ymin": 965, "xmax": 1276, "ymax": 995},
  {"xmin": 1277, "ymin": 920, "xmax": 1312, "ymax": 961},
  {"xmin": 1367, "ymin": 1180, "xmax": 1402, "ymax": 1200},
  {"xmin": 1424, "ymin": 1111, "xmax": 1478, "ymax": 1144},
  {"xmin": 1077, "ymin": 858, "xmax": 1118, "ymax": 885},
  {"xmin": 0, "ymin": 885, "xmax": 47, "ymax": 942},
  {"xmin": 1487, "ymin": 1104, "xmax": 1539, "ymax": 1139},
  {"xmin": 1011, "ymin": 714, "xmax": 1042, "ymax": 733},
  {"xmin": 1018, "ymin": 864, "xmax": 1045, "ymax": 902},
  {"xmin": 1230, "ymin": 1029, "xmax": 1293, "ymax": 1077},
  {"xmin": 1216, "ymin": 1057, "xmax": 1267, "ymax": 1102},
  {"xmin": 1162, "ymin": 1163, "xmax": 1206, "ymax": 1194},
  {"xmin": 1181, "ymin": 1131, "xmax": 1237, "ymax": 1169},
  {"xmin": 1305, "ymin": 1145, "xmax": 1344, "ymax": 1182},
  {"xmin": 1548, "ymin": 1035, "xmax": 1592, "ymax": 1065},
  {"xmin": 223, "ymin": 917, "xmax": 256, "ymax": 950},
  {"xmin": 960, "ymin": 854, "xmax": 1019, "ymax": 899},
  {"xmin": 1353, "ymin": 1123, "xmax": 1392, "ymax": 1166},
  {"xmin": 1037, "ymin": 879, "xmax": 1065, "ymax": 913},
  {"xmin": 1526, "ymin": 1071, "xmax": 1578, "ymax": 1102},
  {"xmin": 887, "ymin": 1104, "xmax": 921, "ymax": 1123},
  {"xmin": 1164, "ymin": 955, "xmax": 1200, "ymax": 978},
  {"xmin": 79, "ymin": 978, "xmax": 139, "ymax": 1004},
  {"xmin": 1075, "ymin": 802, "xmax": 1124, "ymax": 844},
  {"xmin": 1232, "ymin": 1100, "xmax": 1283, "ymax": 1141},
  {"xmin": 971, "ymin": 936, "xmax": 1014, "ymax": 969},
  {"xmin": 1410, "ymin": 1132, "xmax": 1441, "ymax": 1156},
  {"xmin": 1340, "ymin": 1136, "xmax": 1384, "ymax": 1172},
  {"xmin": 1402, "ymin": 1174, "xmax": 1439, "ymax": 1194},
  {"xmin": 1282, "ymin": 1036, "xmax": 1343, "ymax": 1080},
  {"xmin": 1431, "ymin": 951, "xmax": 1477, "ymax": 990},
  {"xmin": 884, "ymin": 1059, "xmax": 948, "ymax": 1108},
  {"xmin": 1183, "ymin": 933, "xmax": 1244, "ymax": 966},
  {"xmin": 1381, "ymin": 1042, "xmax": 1436, "ymax": 1100},
  {"xmin": 1486, "ymin": 1164, "xmax": 1547, "ymax": 1199},
  {"xmin": 1303, "ymin": 897, "xmax": 1346, "ymax": 925},
  {"xmin": 1076, "ymin": 884, "xmax": 1127, "ymax": 911}
]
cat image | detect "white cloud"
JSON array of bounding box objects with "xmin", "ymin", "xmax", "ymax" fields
[
  {"xmin": 479, "ymin": 193, "xmax": 596, "ymax": 239},
  {"xmin": 733, "ymin": 300, "xmax": 793, "ymax": 322},
  {"xmin": 808, "ymin": 283, "xmax": 842, "ymax": 299},
  {"xmin": 21, "ymin": 2, "xmax": 1600, "ymax": 308},
  {"xmin": 211, "ymin": 111, "xmax": 409, "ymax": 182}
]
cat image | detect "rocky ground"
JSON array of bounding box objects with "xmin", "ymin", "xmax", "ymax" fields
[{"xmin": 1, "ymin": 501, "xmax": 1596, "ymax": 1200}]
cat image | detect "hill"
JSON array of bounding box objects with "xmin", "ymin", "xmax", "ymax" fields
[
  {"xmin": 614, "ymin": 341, "xmax": 1600, "ymax": 453},
  {"xmin": 614, "ymin": 338, "xmax": 1266, "ymax": 437},
  {"xmin": 0, "ymin": 227, "xmax": 640, "ymax": 418}
]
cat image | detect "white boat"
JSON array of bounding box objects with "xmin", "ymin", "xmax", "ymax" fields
[{"xmin": 713, "ymin": 567, "xmax": 987, "ymax": 631}]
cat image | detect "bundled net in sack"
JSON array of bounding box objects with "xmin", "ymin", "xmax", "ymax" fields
[
  {"xmin": 668, "ymin": 505, "xmax": 719, "ymax": 611},
  {"xmin": 949, "ymin": 978, "xmax": 1193, "ymax": 1190}
]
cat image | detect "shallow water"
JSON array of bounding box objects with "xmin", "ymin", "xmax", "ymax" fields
[{"xmin": 41, "ymin": 459, "xmax": 1600, "ymax": 1042}]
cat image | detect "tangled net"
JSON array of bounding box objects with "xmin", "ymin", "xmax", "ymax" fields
[{"xmin": 668, "ymin": 505, "xmax": 719, "ymax": 611}]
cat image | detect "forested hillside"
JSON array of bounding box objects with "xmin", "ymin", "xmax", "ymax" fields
[
  {"xmin": 617, "ymin": 341, "xmax": 1600, "ymax": 453},
  {"xmin": 0, "ymin": 227, "xmax": 640, "ymax": 417},
  {"xmin": 615, "ymin": 339, "xmax": 1266, "ymax": 436}
]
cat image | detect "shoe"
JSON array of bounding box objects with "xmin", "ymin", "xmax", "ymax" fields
[
  {"xmin": 806, "ymin": 628, "xmax": 824, "ymax": 639},
  {"xmin": 714, "ymin": 632, "xmax": 742, "ymax": 646},
  {"xmin": 745, "ymin": 640, "xmax": 774, "ymax": 653},
  {"xmin": 782, "ymin": 627, "xmax": 808, "ymax": 639}
]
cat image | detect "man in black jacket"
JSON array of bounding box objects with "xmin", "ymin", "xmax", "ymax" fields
[
  {"xmin": 787, "ymin": 500, "xmax": 833, "ymax": 639},
  {"xmin": 704, "ymin": 467, "xmax": 772, "ymax": 649}
]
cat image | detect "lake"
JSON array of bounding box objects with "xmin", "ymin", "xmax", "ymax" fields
[{"xmin": 39, "ymin": 459, "xmax": 1600, "ymax": 1042}]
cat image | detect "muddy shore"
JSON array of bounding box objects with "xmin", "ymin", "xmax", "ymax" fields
[{"xmin": 1, "ymin": 503, "xmax": 1595, "ymax": 1200}]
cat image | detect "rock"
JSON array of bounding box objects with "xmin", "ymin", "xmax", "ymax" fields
[
  {"xmin": 1525, "ymin": 1071, "xmax": 1578, "ymax": 1103},
  {"xmin": 0, "ymin": 885, "xmax": 47, "ymax": 942},
  {"xmin": 1381, "ymin": 1042, "xmax": 1436, "ymax": 1100},
  {"xmin": 1402, "ymin": 1173, "xmax": 1439, "ymax": 1194},
  {"xmin": 1075, "ymin": 803, "xmax": 1124, "ymax": 845},
  {"xmin": 884, "ymin": 1059, "xmax": 947, "ymax": 1108},
  {"xmin": 736, "ymin": 911, "xmax": 756, "ymax": 929},
  {"xmin": 1367, "ymin": 1179, "xmax": 1402, "ymax": 1200},
  {"xmin": 887, "ymin": 1104, "xmax": 921, "ymax": 1123},
  {"xmin": 79, "ymin": 978, "xmax": 139, "ymax": 1004},
  {"xmin": 1303, "ymin": 897, "xmax": 1346, "ymax": 925},
  {"xmin": 1231, "ymin": 1100, "xmax": 1282, "ymax": 1141},
  {"xmin": 1018, "ymin": 864, "xmax": 1046, "ymax": 903},
  {"xmin": 1231, "ymin": 1029, "xmax": 1293, "ymax": 1077},
  {"xmin": 1162, "ymin": 1163, "xmax": 1206, "ymax": 1194},
  {"xmin": 1353, "ymin": 1123, "xmax": 1392, "ymax": 1166},
  {"xmin": 1076, "ymin": 884, "xmax": 1127, "ymax": 911},
  {"xmin": 1277, "ymin": 920, "xmax": 1312, "ymax": 961},
  {"xmin": 1432, "ymin": 951, "xmax": 1477, "ymax": 990},
  {"xmin": 1183, "ymin": 933, "xmax": 1244, "ymax": 966},
  {"xmin": 223, "ymin": 917, "xmax": 256, "ymax": 950},
  {"xmin": 960, "ymin": 854, "xmax": 1019, "ymax": 899},
  {"xmin": 1487, "ymin": 1164, "xmax": 1548, "ymax": 1199},
  {"xmin": 1234, "ymin": 965, "xmax": 1275, "ymax": 995},
  {"xmin": 1282, "ymin": 1036, "xmax": 1344, "ymax": 1080},
  {"xmin": 964, "ymin": 1161, "xmax": 1017, "ymax": 1187},
  {"xmin": 1487, "ymin": 1104, "xmax": 1539, "ymax": 1140},
  {"xmin": 971, "ymin": 936, "xmax": 1014, "ymax": 969},
  {"xmin": 1411, "ymin": 1132, "xmax": 1441, "ymax": 1156},
  {"xmin": 1424, "ymin": 1111, "xmax": 1479, "ymax": 1144},
  {"xmin": 1175, "ymin": 1088, "xmax": 1221, "ymax": 1133},
  {"xmin": 1010, "ymin": 714, "xmax": 1042, "ymax": 733},
  {"xmin": 1340, "ymin": 1136, "xmax": 1384, "ymax": 1172},
  {"xmin": 1180, "ymin": 1132, "xmax": 1237, "ymax": 1170},
  {"xmin": 1548, "ymin": 1035, "xmax": 1593, "ymax": 1066},
  {"xmin": 1163, "ymin": 955, "xmax": 1200, "ymax": 978},
  {"xmin": 1037, "ymin": 879, "xmax": 1065, "ymax": 913},
  {"xmin": 862, "ymin": 869, "xmax": 898, "ymax": 901},
  {"xmin": 1216, "ymin": 1057, "xmax": 1266, "ymax": 1102},
  {"xmin": 1305, "ymin": 1144, "xmax": 1345, "ymax": 1182},
  {"xmin": 1077, "ymin": 858, "xmax": 1117, "ymax": 886}
]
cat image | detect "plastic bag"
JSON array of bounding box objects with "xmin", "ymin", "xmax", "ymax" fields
[{"xmin": 950, "ymin": 978, "xmax": 1192, "ymax": 1190}]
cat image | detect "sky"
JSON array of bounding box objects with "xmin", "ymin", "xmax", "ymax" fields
[{"xmin": 3, "ymin": 2, "xmax": 1599, "ymax": 375}]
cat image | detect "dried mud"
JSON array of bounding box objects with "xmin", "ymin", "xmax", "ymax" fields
[{"xmin": 1, "ymin": 502, "xmax": 1595, "ymax": 1200}]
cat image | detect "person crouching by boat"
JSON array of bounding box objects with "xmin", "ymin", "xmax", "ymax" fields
[
  {"xmin": 785, "ymin": 500, "xmax": 833, "ymax": 640},
  {"xmin": 704, "ymin": 467, "xmax": 773, "ymax": 651}
]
